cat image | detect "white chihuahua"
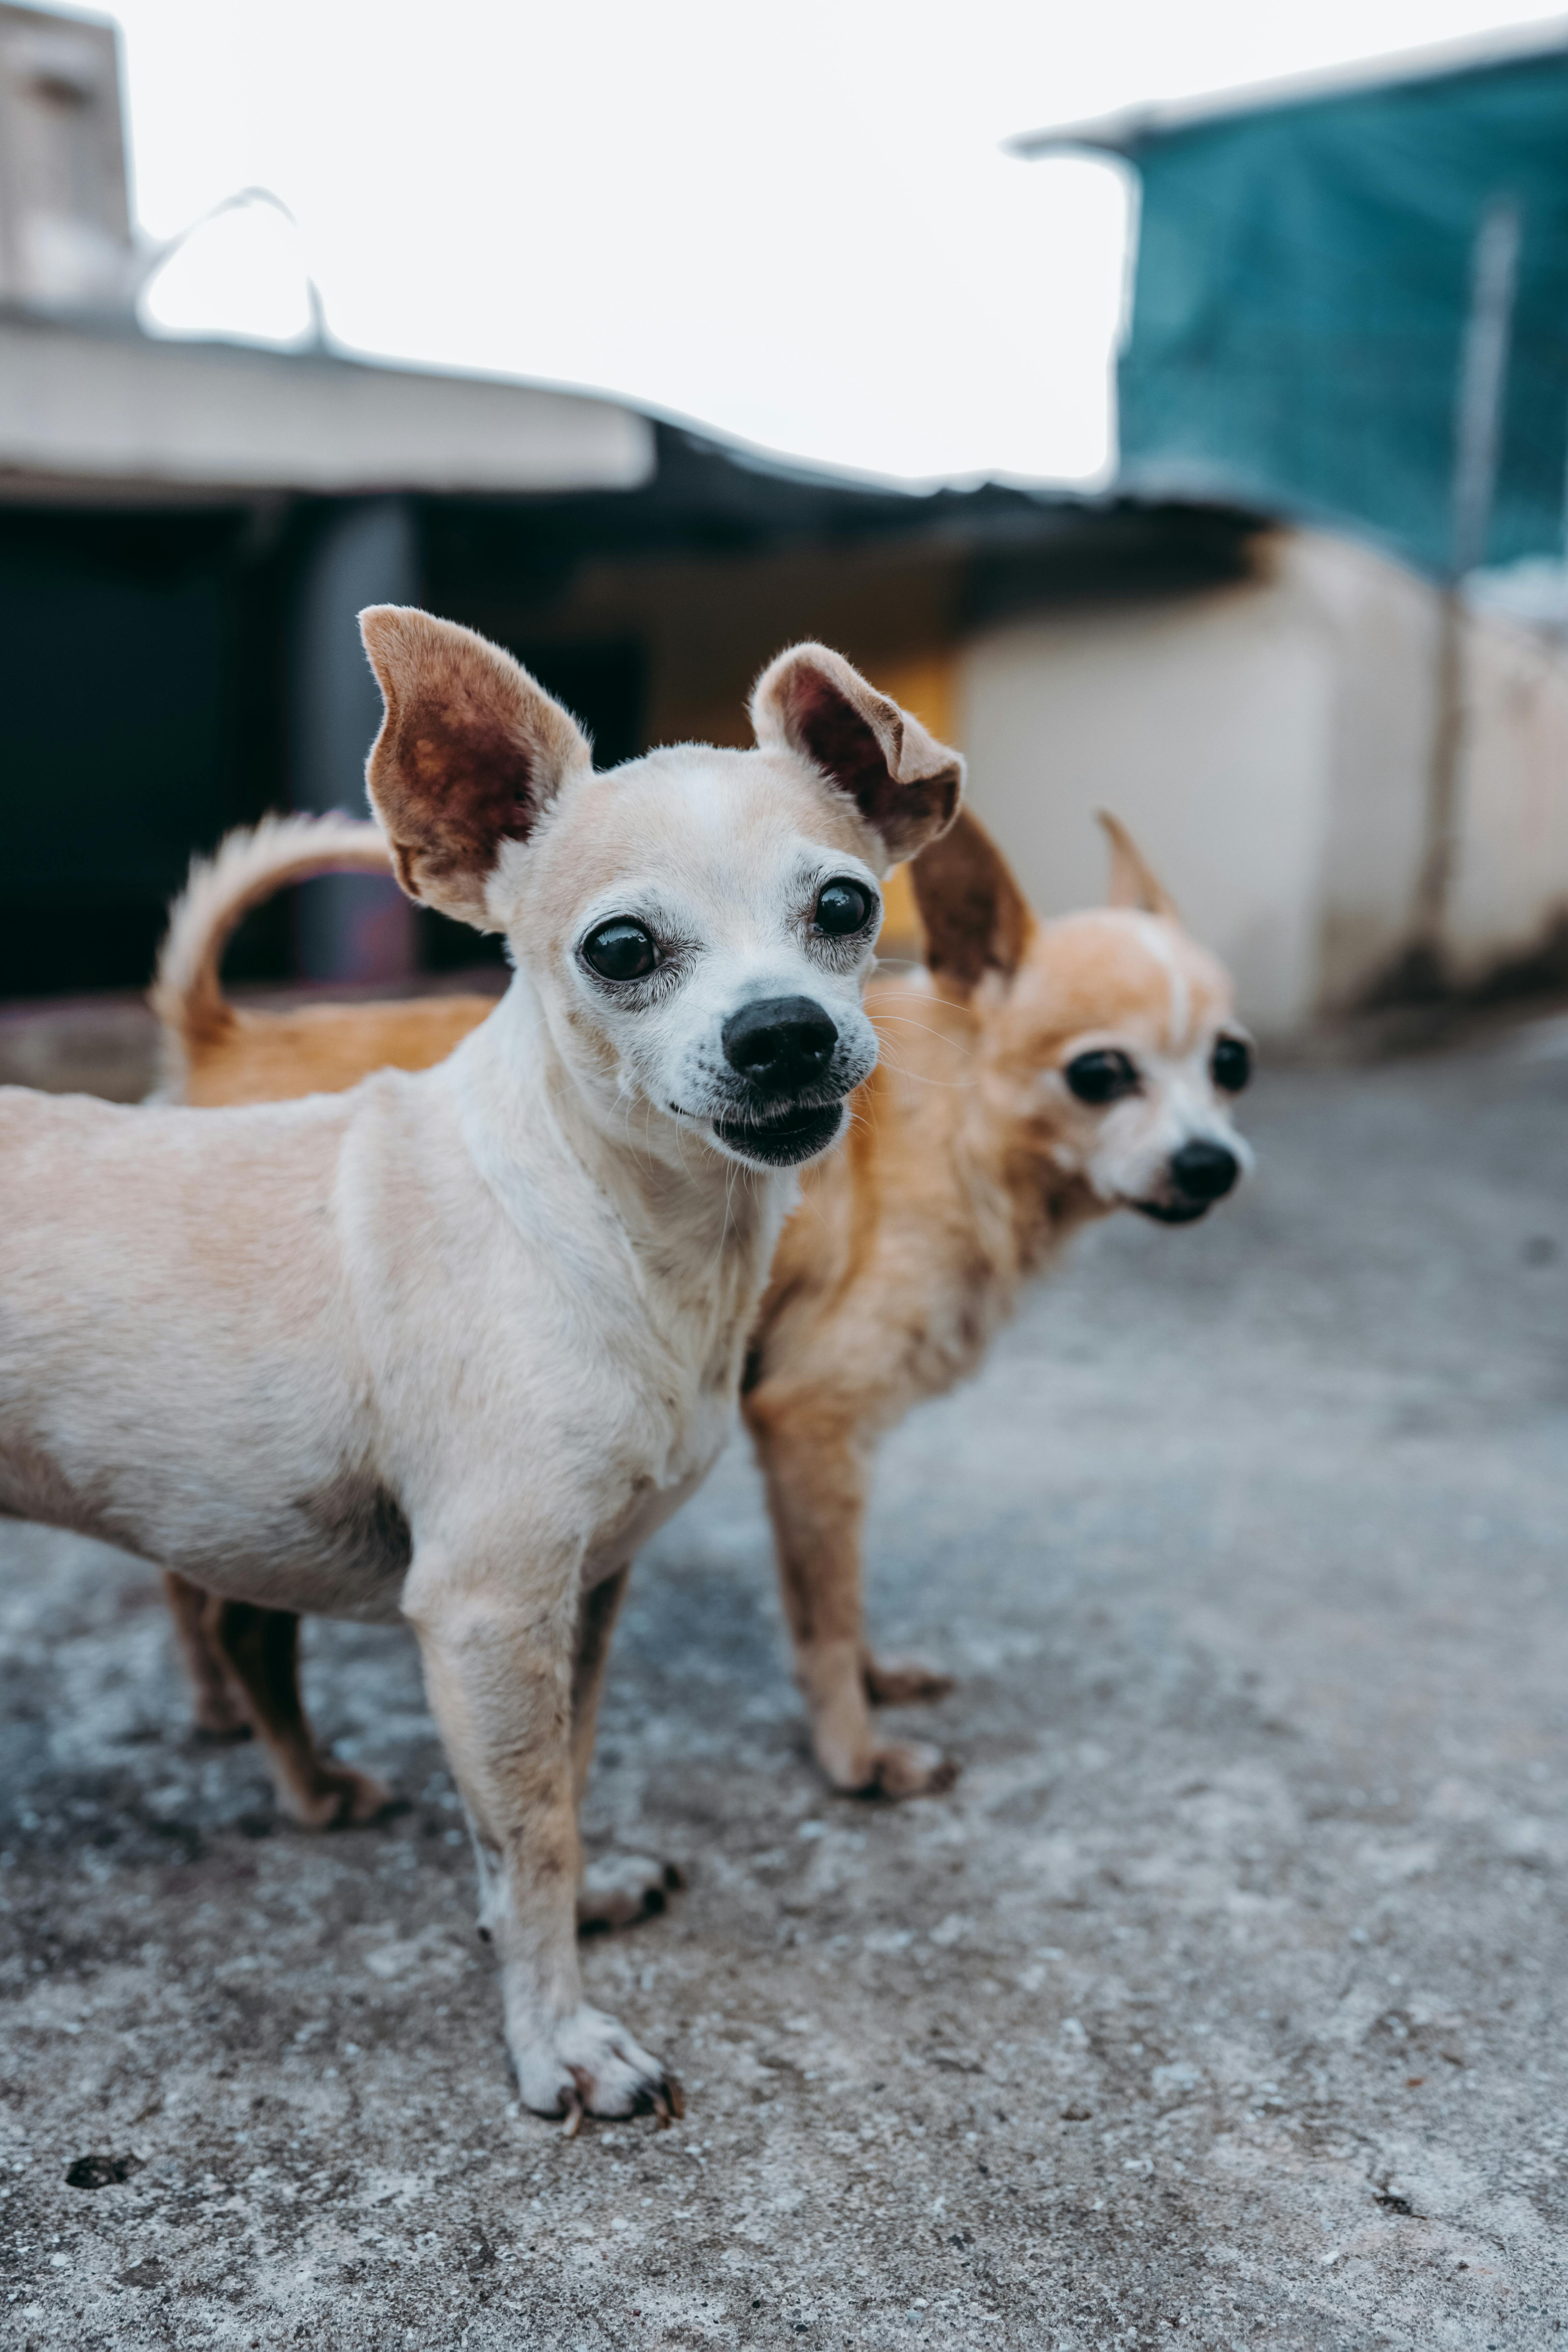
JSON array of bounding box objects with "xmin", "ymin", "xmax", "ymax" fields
[{"xmin": 0, "ymin": 608, "xmax": 961, "ymax": 2125}]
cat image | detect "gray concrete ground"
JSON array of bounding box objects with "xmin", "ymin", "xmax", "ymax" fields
[{"xmin": 3, "ymin": 1030, "xmax": 1567, "ymax": 2350}]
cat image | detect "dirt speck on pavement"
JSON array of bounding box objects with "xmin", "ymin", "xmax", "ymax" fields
[{"xmin": 2, "ymin": 1039, "xmax": 1566, "ymax": 2347}]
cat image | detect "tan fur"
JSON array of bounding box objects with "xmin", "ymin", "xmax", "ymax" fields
[
  {"xmin": 150, "ymin": 800, "xmax": 1248, "ymax": 1810},
  {"xmin": 149, "ymin": 808, "xmax": 496, "ymax": 1111},
  {"xmin": 1, "ymin": 611, "xmax": 959, "ymax": 2122},
  {"xmin": 1098, "ymin": 806, "xmax": 1179, "ymax": 919},
  {"xmin": 745, "ymin": 813, "xmax": 1249, "ymax": 1793}
]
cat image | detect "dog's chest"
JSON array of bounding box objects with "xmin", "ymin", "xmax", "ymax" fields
[
  {"xmin": 578, "ymin": 1375, "xmax": 734, "ymax": 1588},
  {"xmin": 903, "ymin": 1254, "xmax": 1014, "ymax": 1401}
]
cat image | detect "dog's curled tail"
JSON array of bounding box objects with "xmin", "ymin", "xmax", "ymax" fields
[{"xmin": 151, "ymin": 811, "xmax": 395, "ymax": 1083}]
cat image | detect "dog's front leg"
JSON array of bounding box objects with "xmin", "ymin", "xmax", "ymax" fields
[
  {"xmin": 409, "ymin": 1554, "xmax": 680, "ymax": 2123},
  {"xmin": 747, "ymin": 1394, "xmax": 956, "ymax": 1800}
]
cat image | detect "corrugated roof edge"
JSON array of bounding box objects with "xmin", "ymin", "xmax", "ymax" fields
[{"xmin": 1008, "ymin": 13, "xmax": 1568, "ymax": 157}]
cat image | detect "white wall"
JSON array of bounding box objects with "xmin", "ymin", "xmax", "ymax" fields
[
  {"xmin": 1290, "ymin": 536, "xmax": 1437, "ymax": 1012},
  {"xmin": 955, "ymin": 529, "xmax": 1568, "ymax": 1034},
  {"xmin": 1448, "ymin": 616, "xmax": 1568, "ymax": 983},
  {"xmin": 955, "ymin": 554, "xmax": 1338, "ymax": 1033}
]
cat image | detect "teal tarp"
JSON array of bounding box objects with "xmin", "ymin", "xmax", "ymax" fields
[{"xmin": 1117, "ymin": 48, "xmax": 1568, "ymax": 577}]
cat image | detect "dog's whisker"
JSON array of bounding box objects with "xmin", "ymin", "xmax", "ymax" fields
[
  {"xmin": 863, "ymin": 1038, "xmax": 976, "ymax": 1092},
  {"xmin": 870, "ymin": 1011, "xmax": 979, "ymax": 1057}
]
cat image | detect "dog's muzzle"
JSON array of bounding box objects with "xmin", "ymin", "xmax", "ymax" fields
[
  {"xmin": 722, "ymin": 997, "xmax": 837, "ymax": 1093},
  {"xmin": 713, "ymin": 995, "xmax": 848, "ymax": 1168},
  {"xmin": 1135, "ymin": 1138, "xmax": 1240, "ymax": 1225}
]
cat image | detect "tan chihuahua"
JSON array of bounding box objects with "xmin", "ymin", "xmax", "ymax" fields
[
  {"xmin": 151, "ymin": 798, "xmax": 1249, "ymax": 1820},
  {"xmin": 745, "ymin": 807, "xmax": 1252, "ymax": 1797},
  {"xmin": 0, "ymin": 610, "xmax": 961, "ymax": 2122}
]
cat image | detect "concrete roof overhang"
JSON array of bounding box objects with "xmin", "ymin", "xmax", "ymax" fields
[{"xmin": 0, "ymin": 311, "xmax": 655, "ymax": 503}]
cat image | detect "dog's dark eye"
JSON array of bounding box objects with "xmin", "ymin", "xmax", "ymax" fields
[
  {"xmin": 1064, "ymin": 1049, "xmax": 1140, "ymax": 1105},
  {"xmin": 814, "ymin": 879, "xmax": 874, "ymax": 937},
  {"xmin": 1211, "ymin": 1036, "xmax": 1252, "ymax": 1093},
  {"xmin": 581, "ymin": 918, "xmax": 658, "ymax": 982}
]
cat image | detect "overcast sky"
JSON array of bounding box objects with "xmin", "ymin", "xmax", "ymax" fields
[{"xmin": 112, "ymin": 0, "xmax": 1567, "ymax": 484}]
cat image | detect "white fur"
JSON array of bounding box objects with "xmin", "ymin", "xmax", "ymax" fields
[
  {"xmin": 1127, "ymin": 910, "xmax": 1192, "ymax": 1055},
  {"xmin": 1083, "ymin": 1045, "xmax": 1254, "ymax": 1211}
]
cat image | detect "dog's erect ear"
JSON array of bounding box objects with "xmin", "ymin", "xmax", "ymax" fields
[
  {"xmin": 1097, "ymin": 810, "xmax": 1179, "ymax": 920},
  {"xmin": 750, "ymin": 643, "xmax": 963, "ymax": 867},
  {"xmin": 360, "ymin": 607, "xmax": 593, "ymax": 929},
  {"xmin": 911, "ymin": 807, "xmax": 1033, "ymax": 996}
]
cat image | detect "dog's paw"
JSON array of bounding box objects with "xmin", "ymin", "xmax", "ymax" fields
[
  {"xmin": 858, "ymin": 1738, "xmax": 959, "ymax": 1801},
  {"xmin": 284, "ymin": 1762, "xmax": 395, "ymax": 1831},
  {"xmin": 862, "ymin": 1653, "xmax": 954, "ymax": 1707},
  {"xmin": 511, "ymin": 2005, "xmax": 684, "ymax": 2129},
  {"xmin": 577, "ymin": 1853, "xmax": 684, "ymax": 1934}
]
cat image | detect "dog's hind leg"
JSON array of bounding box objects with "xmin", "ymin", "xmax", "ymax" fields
[
  {"xmin": 208, "ymin": 1601, "xmax": 391, "ymax": 1828},
  {"xmin": 746, "ymin": 1391, "xmax": 956, "ymax": 1800},
  {"xmin": 571, "ymin": 1565, "xmax": 630, "ymax": 1805},
  {"xmin": 571, "ymin": 1566, "xmax": 682, "ymax": 1932},
  {"xmin": 162, "ymin": 1570, "xmax": 250, "ymax": 1738}
]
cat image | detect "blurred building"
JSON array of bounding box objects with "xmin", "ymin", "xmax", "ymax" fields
[
  {"xmin": 0, "ymin": 0, "xmax": 132, "ymax": 315},
  {"xmin": 1060, "ymin": 30, "xmax": 1568, "ymax": 578},
  {"xmin": 13, "ymin": 4, "xmax": 1568, "ymax": 1035},
  {"xmin": 0, "ymin": 287, "xmax": 1260, "ymax": 1000},
  {"xmin": 1, "ymin": 19, "xmax": 1269, "ymax": 1009},
  {"xmin": 0, "ymin": 300, "xmax": 659, "ymax": 993},
  {"xmin": 1008, "ymin": 26, "xmax": 1568, "ymax": 1027}
]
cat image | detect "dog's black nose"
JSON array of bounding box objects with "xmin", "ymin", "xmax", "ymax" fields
[
  {"xmin": 1169, "ymin": 1139, "xmax": 1239, "ymax": 1202},
  {"xmin": 722, "ymin": 996, "xmax": 838, "ymax": 1093}
]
